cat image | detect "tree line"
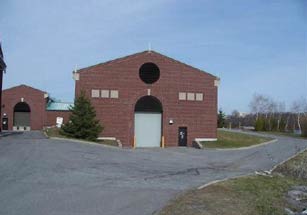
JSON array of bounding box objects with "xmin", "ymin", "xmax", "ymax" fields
[{"xmin": 218, "ymin": 94, "xmax": 307, "ymax": 137}]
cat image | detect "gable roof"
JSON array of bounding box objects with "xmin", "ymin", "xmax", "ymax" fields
[
  {"xmin": 76, "ymin": 50, "xmax": 217, "ymax": 78},
  {"xmin": 3, "ymin": 84, "xmax": 47, "ymax": 94}
]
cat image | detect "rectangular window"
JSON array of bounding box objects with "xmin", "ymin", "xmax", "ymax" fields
[
  {"xmin": 110, "ymin": 90, "xmax": 119, "ymax": 98},
  {"xmin": 178, "ymin": 92, "xmax": 186, "ymax": 100},
  {"xmin": 101, "ymin": 90, "xmax": 109, "ymax": 98},
  {"xmin": 187, "ymin": 93, "xmax": 195, "ymax": 101},
  {"xmin": 196, "ymin": 93, "xmax": 203, "ymax": 101},
  {"xmin": 91, "ymin": 89, "xmax": 100, "ymax": 98}
]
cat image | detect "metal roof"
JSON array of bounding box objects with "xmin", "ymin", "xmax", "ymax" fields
[{"xmin": 46, "ymin": 101, "xmax": 73, "ymax": 111}]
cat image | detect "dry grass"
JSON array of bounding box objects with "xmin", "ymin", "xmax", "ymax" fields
[
  {"xmin": 202, "ymin": 130, "xmax": 273, "ymax": 148},
  {"xmin": 158, "ymin": 150, "xmax": 307, "ymax": 215},
  {"xmin": 44, "ymin": 127, "xmax": 66, "ymax": 138},
  {"xmin": 274, "ymin": 150, "xmax": 307, "ymax": 180}
]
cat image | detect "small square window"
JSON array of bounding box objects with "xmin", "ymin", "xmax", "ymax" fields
[
  {"xmin": 101, "ymin": 90, "xmax": 109, "ymax": 98},
  {"xmin": 179, "ymin": 92, "xmax": 186, "ymax": 100},
  {"xmin": 91, "ymin": 89, "xmax": 100, "ymax": 98},
  {"xmin": 110, "ymin": 90, "xmax": 119, "ymax": 98},
  {"xmin": 196, "ymin": 93, "xmax": 203, "ymax": 101},
  {"xmin": 187, "ymin": 93, "xmax": 195, "ymax": 101}
]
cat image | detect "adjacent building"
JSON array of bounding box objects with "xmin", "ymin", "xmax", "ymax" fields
[{"xmin": 1, "ymin": 85, "xmax": 71, "ymax": 131}]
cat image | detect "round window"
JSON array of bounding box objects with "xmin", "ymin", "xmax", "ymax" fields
[{"xmin": 139, "ymin": 62, "xmax": 160, "ymax": 84}]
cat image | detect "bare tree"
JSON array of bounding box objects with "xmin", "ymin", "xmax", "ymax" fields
[
  {"xmin": 249, "ymin": 94, "xmax": 277, "ymax": 119},
  {"xmin": 291, "ymin": 97, "xmax": 307, "ymax": 133},
  {"xmin": 250, "ymin": 94, "xmax": 269, "ymax": 119},
  {"xmin": 276, "ymin": 102, "xmax": 286, "ymax": 130}
]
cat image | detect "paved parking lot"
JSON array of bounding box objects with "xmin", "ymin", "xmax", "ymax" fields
[{"xmin": 0, "ymin": 131, "xmax": 306, "ymax": 215}]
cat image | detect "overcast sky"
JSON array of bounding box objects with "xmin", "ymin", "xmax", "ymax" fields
[{"xmin": 0, "ymin": 0, "xmax": 306, "ymax": 113}]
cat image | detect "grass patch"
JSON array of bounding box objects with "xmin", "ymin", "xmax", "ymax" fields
[
  {"xmin": 202, "ymin": 130, "xmax": 273, "ymax": 149},
  {"xmin": 44, "ymin": 127, "xmax": 118, "ymax": 147},
  {"xmin": 158, "ymin": 150, "xmax": 307, "ymax": 215},
  {"xmin": 260, "ymin": 131, "xmax": 306, "ymax": 139}
]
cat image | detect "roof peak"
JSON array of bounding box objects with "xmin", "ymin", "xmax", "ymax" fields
[
  {"xmin": 76, "ymin": 50, "xmax": 217, "ymax": 78},
  {"xmin": 3, "ymin": 84, "xmax": 47, "ymax": 93}
]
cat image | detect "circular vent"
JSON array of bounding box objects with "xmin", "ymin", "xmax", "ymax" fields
[{"xmin": 139, "ymin": 62, "xmax": 160, "ymax": 84}]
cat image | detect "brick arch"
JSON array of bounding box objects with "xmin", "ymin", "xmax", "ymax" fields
[{"xmin": 134, "ymin": 95, "xmax": 163, "ymax": 113}]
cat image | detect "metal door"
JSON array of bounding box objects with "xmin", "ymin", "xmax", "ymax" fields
[
  {"xmin": 13, "ymin": 112, "xmax": 30, "ymax": 126},
  {"xmin": 135, "ymin": 113, "xmax": 162, "ymax": 147},
  {"xmin": 178, "ymin": 127, "xmax": 187, "ymax": 146},
  {"xmin": 2, "ymin": 117, "xmax": 8, "ymax": 130}
]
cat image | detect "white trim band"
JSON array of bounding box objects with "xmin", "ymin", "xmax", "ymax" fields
[
  {"xmin": 195, "ymin": 138, "xmax": 217, "ymax": 142},
  {"xmin": 98, "ymin": 137, "xmax": 116, "ymax": 140}
]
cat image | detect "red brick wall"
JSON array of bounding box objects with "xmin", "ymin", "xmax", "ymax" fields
[
  {"xmin": 75, "ymin": 51, "xmax": 218, "ymax": 147},
  {"xmin": 1, "ymin": 85, "xmax": 46, "ymax": 130},
  {"xmin": 45, "ymin": 111, "xmax": 71, "ymax": 127}
]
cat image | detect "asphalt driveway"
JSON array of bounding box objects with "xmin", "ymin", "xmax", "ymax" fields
[{"xmin": 0, "ymin": 131, "xmax": 306, "ymax": 215}]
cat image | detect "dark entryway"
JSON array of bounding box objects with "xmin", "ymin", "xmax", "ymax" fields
[
  {"xmin": 13, "ymin": 102, "xmax": 31, "ymax": 130},
  {"xmin": 2, "ymin": 116, "xmax": 8, "ymax": 130},
  {"xmin": 178, "ymin": 127, "xmax": 187, "ymax": 146}
]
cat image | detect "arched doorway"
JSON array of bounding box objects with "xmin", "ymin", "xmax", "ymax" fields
[
  {"xmin": 13, "ymin": 102, "xmax": 31, "ymax": 131},
  {"xmin": 134, "ymin": 96, "xmax": 162, "ymax": 147}
]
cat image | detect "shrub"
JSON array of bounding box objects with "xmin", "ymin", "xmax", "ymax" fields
[
  {"xmin": 255, "ymin": 117, "xmax": 265, "ymax": 131},
  {"xmin": 263, "ymin": 118, "xmax": 270, "ymax": 131}
]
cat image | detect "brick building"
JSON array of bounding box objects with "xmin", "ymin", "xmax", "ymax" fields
[
  {"xmin": 74, "ymin": 50, "xmax": 219, "ymax": 147},
  {"xmin": 1, "ymin": 85, "xmax": 71, "ymax": 131}
]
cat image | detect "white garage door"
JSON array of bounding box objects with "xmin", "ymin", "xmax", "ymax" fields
[{"xmin": 134, "ymin": 113, "xmax": 161, "ymax": 147}]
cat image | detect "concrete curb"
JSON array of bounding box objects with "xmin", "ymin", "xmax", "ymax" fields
[
  {"xmin": 49, "ymin": 137, "xmax": 120, "ymax": 149},
  {"xmin": 0, "ymin": 131, "xmax": 23, "ymax": 138},
  {"xmin": 203, "ymin": 139, "xmax": 278, "ymax": 151},
  {"xmin": 197, "ymin": 173, "xmax": 254, "ymax": 190},
  {"xmin": 42, "ymin": 130, "xmax": 49, "ymax": 139},
  {"xmin": 197, "ymin": 148, "xmax": 307, "ymax": 190},
  {"xmin": 270, "ymin": 148, "xmax": 307, "ymax": 173},
  {"xmin": 192, "ymin": 140, "xmax": 203, "ymax": 149}
]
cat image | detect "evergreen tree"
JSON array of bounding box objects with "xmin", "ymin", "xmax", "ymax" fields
[
  {"xmin": 60, "ymin": 91, "xmax": 102, "ymax": 141},
  {"xmin": 217, "ymin": 109, "xmax": 226, "ymax": 128}
]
